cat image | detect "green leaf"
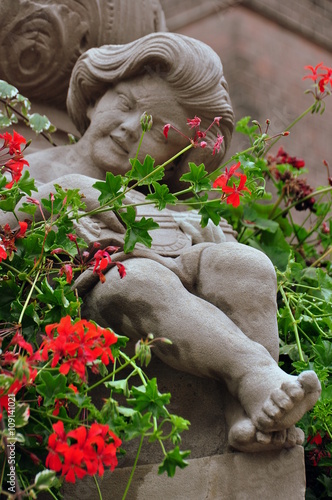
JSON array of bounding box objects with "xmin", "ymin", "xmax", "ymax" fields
[
  {"xmin": 180, "ymin": 162, "xmax": 210, "ymax": 192},
  {"xmin": 235, "ymin": 116, "xmax": 258, "ymax": 136},
  {"xmin": 34, "ymin": 470, "xmax": 56, "ymax": 490},
  {"xmin": 17, "ymin": 169, "xmax": 38, "ymax": 195},
  {"xmin": 146, "ymin": 182, "xmax": 177, "ymax": 210},
  {"xmin": 313, "ymin": 340, "xmax": 332, "ymax": 369},
  {"xmin": 104, "ymin": 379, "xmax": 129, "ymax": 397},
  {"xmin": 158, "ymin": 446, "xmax": 191, "ymax": 477},
  {"xmin": 18, "ymin": 202, "xmax": 37, "ymax": 216},
  {"xmin": 128, "ymin": 155, "xmax": 164, "ymax": 185},
  {"xmin": 28, "ymin": 113, "xmax": 54, "ymax": 133},
  {"xmin": 259, "ymin": 227, "xmax": 291, "ymax": 271},
  {"xmin": 0, "ymin": 113, "xmax": 12, "ymax": 128},
  {"xmin": 124, "ymin": 412, "xmax": 153, "ymax": 440},
  {"xmin": 65, "ymin": 392, "xmax": 93, "ymax": 409},
  {"xmin": 0, "ymin": 80, "xmax": 18, "ymax": 98},
  {"xmin": 128, "ymin": 378, "xmax": 170, "ymax": 418},
  {"xmin": 93, "ymin": 172, "xmax": 124, "ymax": 206},
  {"xmin": 13, "ymin": 403, "xmax": 30, "ymax": 428},
  {"xmin": 121, "ymin": 206, "xmax": 159, "ymax": 253},
  {"xmin": 36, "ymin": 371, "xmax": 67, "ymax": 406},
  {"xmin": 243, "ymin": 205, "xmax": 279, "ymax": 233},
  {"xmin": 198, "ymin": 198, "xmax": 224, "ymax": 227}
]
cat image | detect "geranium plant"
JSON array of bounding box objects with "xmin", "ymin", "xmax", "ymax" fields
[{"xmin": 0, "ymin": 62, "xmax": 331, "ymax": 499}]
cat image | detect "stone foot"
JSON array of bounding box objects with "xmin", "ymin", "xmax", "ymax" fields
[
  {"xmin": 228, "ymin": 417, "xmax": 304, "ymax": 453},
  {"xmin": 252, "ymin": 371, "xmax": 321, "ymax": 433}
]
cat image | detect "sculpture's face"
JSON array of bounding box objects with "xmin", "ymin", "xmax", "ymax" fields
[{"xmin": 86, "ymin": 75, "xmax": 189, "ymax": 176}]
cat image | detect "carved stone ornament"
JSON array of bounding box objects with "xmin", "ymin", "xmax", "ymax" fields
[{"xmin": 0, "ymin": 0, "xmax": 166, "ymax": 107}]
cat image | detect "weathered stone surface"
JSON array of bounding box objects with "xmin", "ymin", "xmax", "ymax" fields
[
  {"xmin": 0, "ymin": 0, "xmax": 166, "ymax": 108},
  {"xmin": 63, "ymin": 447, "xmax": 305, "ymax": 499}
]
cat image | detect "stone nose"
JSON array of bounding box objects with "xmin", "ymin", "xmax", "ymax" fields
[{"xmin": 120, "ymin": 113, "xmax": 141, "ymax": 142}]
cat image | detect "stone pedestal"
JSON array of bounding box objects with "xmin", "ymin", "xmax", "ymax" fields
[
  {"xmin": 64, "ymin": 447, "xmax": 306, "ymax": 499},
  {"xmin": 61, "ymin": 357, "xmax": 306, "ymax": 499}
]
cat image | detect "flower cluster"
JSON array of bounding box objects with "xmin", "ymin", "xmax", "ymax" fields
[
  {"xmin": 163, "ymin": 115, "xmax": 223, "ymax": 154},
  {"xmin": 269, "ymin": 146, "xmax": 305, "ymax": 170},
  {"xmin": 303, "ymin": 63, "xmax": 332, "ymax": 93},
  {"xmin": 0, "ymin": 130, "xmax": 29, "ymax": 188},
  {"xmin": 307, "ymin": 433, "xmax": 331, "ymax": 467},
  {"xmin": 212, "ymin": 161, "xmax": 251, "ymax": 208},
  {"xmin": 0, "ymin": 332, "xmax": 41, "ymax": 415},
  {"xmin": 46, "ymin": 421, "xmax": 122, "ymax": 483},
  {"xmin": 92, "ymin": 246, "xmax": 126, "ymax": 283},
  {"xmin": 40, "ymin": 316, "xmax": 118, "ymax": 380},
  {"xmin": 0, "ymin": 220, "xmax": 28, "ymax": 261},
  {"xmin": 53, "ymin": 237, "xmax": 126, "ymax": 285}
]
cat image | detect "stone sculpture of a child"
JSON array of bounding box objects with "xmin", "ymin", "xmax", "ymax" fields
[{"xmin": 21, "ymin": 32, "xmax": 321, "ymax": 452}]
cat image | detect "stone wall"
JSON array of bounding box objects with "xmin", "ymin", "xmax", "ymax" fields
[
  {"xmin": 243, "ymin": 0, "xmax": 332, "ymax": 52},
  {"xmin": 161, "ymin": 0, "xmax": 332, "ymax": 51},
  {"xmin": 171, "ymin": 4, "xmax": 332, "ymax": 190}
]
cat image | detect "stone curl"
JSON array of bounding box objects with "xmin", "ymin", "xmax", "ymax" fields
[{"xmin": 67, "ymin": 32, "xmax": 235, "ymax": 187}]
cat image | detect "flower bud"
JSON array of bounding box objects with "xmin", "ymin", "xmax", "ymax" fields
[{"xmin": 140, "ymin": 112, "xmax": 153, "ymax": 132}]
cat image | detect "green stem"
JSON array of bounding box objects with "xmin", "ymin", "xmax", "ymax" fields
[
  {"xmin": 18, "ymin": 269, "xmax": 41, "ymax": 325},
  {"xmin": 78, "ymin": 144, "xmax": 193, "ymax": 219},
  {"xmin": 272, "ymin": 186, "xmax": 332, "ymax": 220},
  {"xmin": 46, "ymin": 488, "xmax": 60, "ymax": 500},
  {"xmin": 278, "ymin": 285, "xmax": 304, "ymax": 362},
  {"xmin": 93, "ymin": 475, "xmax": 103, "ymax": 500},
  {"xmin": 268, "ymin": 191, "xmax": 285, "ymax": 220},
  {"xmin": 264, "ymin": 104, "xmax": 315, "ymax": 156},
  {"xmin": 207, "ymin": 145, "xmax": 256, "ymax": 180},
  {"xmin": 310, "ymin": 246, "xmax": 332, "ymax": 268},
  {"xmin": 324, "ymin": 423, "xmax": 332, "ymax": 440},
  {"xmin": 122, "ymin": 435, "xmax": 144, "ymax": 500},
  {"xmin": 0, "ymin": 452, "xmax": 5, "ymax": 494},
  {"xmin": 86, "ymin": 353, "xmax": 140, "ymax": 393},
  {"xmin": 0, "ymin": 98, "xmax": 57, "ymax": 147}
]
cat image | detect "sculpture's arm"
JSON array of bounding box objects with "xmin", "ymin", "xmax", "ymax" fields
[{"xmin": 0, "ymin": 174, "xmax": 126, "ymax": 240}]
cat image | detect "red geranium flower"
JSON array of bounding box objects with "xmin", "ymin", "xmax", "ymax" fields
[
  {"xmin": 222, "ymin": 174, "xmax": 251, "ymax": 208},
  {"xmin": 213, "ymin": 162, "xmax": 241, "ymax": 188}
]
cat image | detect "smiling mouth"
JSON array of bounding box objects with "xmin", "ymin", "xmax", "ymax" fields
[{"xmin": 110, "ymin": 135, "xmax": 129, "ymax": 154}]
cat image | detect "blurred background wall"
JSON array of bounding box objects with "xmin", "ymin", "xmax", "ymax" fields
[{"xmin": 160, "ymin": 0, "xmax": 332, "ymax": 190}]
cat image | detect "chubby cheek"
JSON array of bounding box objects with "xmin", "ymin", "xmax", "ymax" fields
[{"xmin": 93, "ymin": 112, "xmax": 122, "ymax": 137}]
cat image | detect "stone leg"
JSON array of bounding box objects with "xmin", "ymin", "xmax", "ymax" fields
[
  {"xmin": 82, "ymin": 256, "xmax": 320, "ymax": 438},
  {"xmin": 176, "ymin": 242, "xmax": 309, "ymax": 450}
]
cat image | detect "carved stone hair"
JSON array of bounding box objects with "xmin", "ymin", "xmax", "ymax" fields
[{"xmin": 67, "ymin": 32, "xmax": 234, "ymax": 188}]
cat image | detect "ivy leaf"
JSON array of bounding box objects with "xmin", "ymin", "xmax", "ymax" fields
[
  {"xmin": 28, "ymin": 113, "xmax": 56, "ymax": 134},
  {"xmin": 127, "ymin": 155, "xmax": 164, "ymax": 185},
  {"xmin": 198, "ymin": 199, "xmax": 224, "ymax": 227},
  {"xmin": 146, "ymin": 182, "xmax": 177, "ymax": 210},
  {"xmin": 0, "ymin": 113, "xmax": 12, "ymax": 128},
  {"xmin": 104, "ymin": 379, "xmax": 129, "ymax": 397},
  {"xmin": 0, "ymin": 80, "xmax": 18, "ymax": 98},
  {"xmin": 0, "ymin": 191, "xmax": 24, "ymax": 212},
  {"xmin": 34, "ymin": 470, "xmax": 56, "ymax": 491},
  {"xmin": 158, "ymin": 446, "xmax": 191, "ymax": 477},
  {"xmin": 180, "ymin": 162, "xmax": 210, "ymax": 192},
  {"xmin": 124, "ymin": 412, "xmax": 153, "ymax": 440},
  {"xmin": 121, "ymin": 206, "xmax": 159, "ymax": 253},
  {"xmin": 18, "ymin": 202, "xmax": 37, "ymax": 216},
  {"xmin": 17, "ymin": 169, "xmax": 38, "ymax": 195},
  {"xmin": 14, "ymin": 403, "xmax": 30, "ymax": 428},
  {"xmin": 36, "ymin": 372, "xmax": 67, "ymax": 406},
  {"xmin": 64, "ymin": 392, "xmax": 93, "ymax": 409},
  {"xmin": 128, "ymin": 378, "xmax": 170, "ymax": 418},
  {"xmin": 93, "ymin": 172, "xmax": 124, "ymax": 206}
]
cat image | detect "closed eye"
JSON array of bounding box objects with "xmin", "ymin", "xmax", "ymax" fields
[{"xmin": 117, "ymin": 94, "xmax": 133, "ymax": 111}]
